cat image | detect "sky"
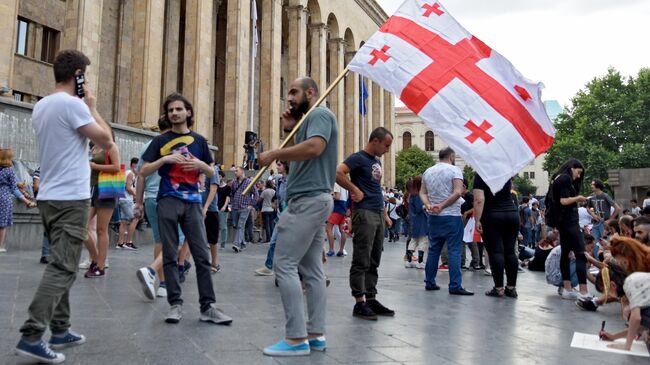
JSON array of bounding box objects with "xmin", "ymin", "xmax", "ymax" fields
[{"xmin": 374, "ymin": 0, "xmax": 650, "ymax": 108}]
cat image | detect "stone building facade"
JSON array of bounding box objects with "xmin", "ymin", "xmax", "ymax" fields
[
  {"xmin": 0, "ymin": 0, "xmax": 397, "ymax": 185},
  {"xmin": 395, "ymin": 106, "xmax": 550, "ymax": 195}
]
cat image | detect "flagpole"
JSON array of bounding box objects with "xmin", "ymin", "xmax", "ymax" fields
[{"xmin": 243, "ymin": 67, "xmax": 351, "ymax": 195}]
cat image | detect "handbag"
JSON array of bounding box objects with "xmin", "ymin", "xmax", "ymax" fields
[{"xmin": 97, "ymin": 151, "xmax": 126, "ymax": 200}]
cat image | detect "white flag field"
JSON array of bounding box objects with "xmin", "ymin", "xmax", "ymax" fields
[{"xmin": 348, "ymin": 0, "xmax": 556, "ymax": 193}]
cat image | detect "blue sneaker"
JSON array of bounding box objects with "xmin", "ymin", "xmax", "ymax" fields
[
  {"xmin": 15, "ymin": 339, "xmax": 65, "ymax": 364},
  {"xmin": 49, "ymin": 329, "xmax": 86, "ymax": 349},
  {"xmin": 263, "ymin": 340, "xmax": 310, "ymax": 357},
  {"xmin": 308, "ymin": 336, "xmax": 327, "ymax": 352},
  {"xmin": 326, "ymin": 250, "xmax": 335, "ymax": 257}
]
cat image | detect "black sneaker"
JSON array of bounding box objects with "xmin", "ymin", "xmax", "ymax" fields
[
  {"xmin": 366, "ymin": 299, "xmax": 395, "ymax": 316},
  {"xmin": 576, "ymin": 298, "xmax": 598, "ymax": 311},
  {"xmin": 40, "ymin": 256, "xmax": 49, "ymax": 264},
  {"xmin": 353, "ymin": 302, "xmax": 377, "ymax": 320}
]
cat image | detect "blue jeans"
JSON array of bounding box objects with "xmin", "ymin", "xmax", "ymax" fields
[
  {"xmin": 41, "ymin": 233, "xmax": 49, "ymax": 257},
  {"xmin": 264, "ymin": 212, "xmax": 282, "ymax": 269},
  {"xmin": 424, "ymin": 215, "xmax": 464, "ymax": 291},
  {"xmin": 231, "ymin": 208, "xmax": 251, "ymax": 246},
  {"xmin": 591, "ymin": 220, "xmax": 604, "ymax": 256},
  {"xmin": 522, "ymin": 226, "xmax": 534, "ymax": 247}
]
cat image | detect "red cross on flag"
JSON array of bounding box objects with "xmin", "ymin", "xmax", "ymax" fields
[{"xmin": 348, "ymin": 0, "xmax": 556, "ymax": 193}]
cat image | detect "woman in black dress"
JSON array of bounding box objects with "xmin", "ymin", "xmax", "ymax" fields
[
  {"xmin": 549, "ymin": 159, "xmax": 589, "ymax": 299},
  {"xmin": 473, "ymin": 174, "xmax": 519, "ymax": 298}
]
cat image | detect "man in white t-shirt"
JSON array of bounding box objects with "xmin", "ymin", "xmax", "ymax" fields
[
  {"xmin": 117, "ymin": 157, "xmax": 140, "ymax": 250},
  {"xmin": 16, "ymin": 50, "xmax": 115, "ymax": 364},
  {"xmin": 420, "ymin": 147, "xmax": 473, "ymax": 296},
  {"xmin": 642, "ymin": 192, "xmax": 650, "ymax": 209}
]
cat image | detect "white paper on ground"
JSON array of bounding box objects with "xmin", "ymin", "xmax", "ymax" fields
[{"xmin": 571, "ymin": 332, "xmax": 649, "ymax": 357}]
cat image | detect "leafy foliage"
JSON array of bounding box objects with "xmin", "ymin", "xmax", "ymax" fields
[
  {"xmin": 544, "ymin": 67, "xmax": 650, "ymax": 194},
  {"xmin": 463, "ymin": 165, "xmax": 475, "ymax": 189},
  {"xmin": 512, "ymin": 175, "xmax": 538, "ymax": 198},
  {"xmin": 395, "ymin": 146, "xmax": 435, "ymax": 190}
]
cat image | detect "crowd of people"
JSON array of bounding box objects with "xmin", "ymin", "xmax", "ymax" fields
[{"xmin": 2, "ymin": 49, "xmax": 650, "ymax": 363}]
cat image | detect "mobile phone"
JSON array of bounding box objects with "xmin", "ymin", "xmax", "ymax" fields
[{"xmin": 75, "ymin": 73, "xmax": 86, "ymax": 98}]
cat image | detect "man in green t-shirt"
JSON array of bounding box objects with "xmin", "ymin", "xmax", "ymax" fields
[{"xmin": 257, "ymin": 77, "xmax": 338, "ymax": 357}]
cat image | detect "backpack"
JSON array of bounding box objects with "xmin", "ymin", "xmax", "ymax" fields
[
  {"xmin": 544, "ymin": 176, "xmax": 561, "ymax": 229},
  {"xmin": 396, "ymin": 204, "xmax": 408, "ymax": 219}
]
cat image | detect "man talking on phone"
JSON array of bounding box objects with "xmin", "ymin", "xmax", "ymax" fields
[{"xmin": 16, "ymin": 50, "xmax": 116, "ymax": 364}]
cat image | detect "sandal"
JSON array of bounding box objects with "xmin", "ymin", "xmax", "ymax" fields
[
  {"xmin": 211, "ymin": 265, "xmax": 221, "ymax": 273},
  {"xmin": 505, "ymin": 287, "xmax": 518, "ymax": 299},
  {"xmin": 485, "ymin": 287, "xmax": 504, "ymax": 297}
]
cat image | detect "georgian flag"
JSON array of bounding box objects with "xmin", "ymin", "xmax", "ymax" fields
[{"xmin": 348, "ymin": 0, "xmax": 555, "ymax": 193}]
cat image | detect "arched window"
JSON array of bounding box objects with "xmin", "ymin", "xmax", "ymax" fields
[
  {"xmin": 425, "ymin": 131, "xmax": 435, "ymax": 151},
  {"xmin": 402, "ymin": 131, "xmax": 412, "ymax": 150}
]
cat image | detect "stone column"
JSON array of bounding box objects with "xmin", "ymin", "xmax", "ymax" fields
[
  {"xmin": 384, "ymin": 90, "xmax": 395, "ymax": 187},
  {"xmin": 285, "ymin": 4, "xmax": 307, "ymax": 82},
  {"xmin": 327, "ymin": 38, "xmax": 345, "ymax": 161},
  {"xmin": 309, "ymin": 22, "xmax": 327, "ymax": 89},
  {"xmin": 223, "ymin": 0, "xmax": 251, "ymax": 166},
  {"xmin": 126, "ymin": 0, "xmax": 165, "ymax": 128},
  {"xmin": 0, "ymin": 0, "xmax": 19, "ymax": 92},
  {"xmin": 372, "ymin": 83, "xmax": 383, "ymax": 137},
  {"xmin": 182, "ymin": 0, "xmax": 216, "ymax": 140},
  {"xmin": 259, "ymin": 0, "xmax": 282, "ymax": 152},
  {"xmin": 162, "ymin": 0, "xmax": 181, "ymax": 96},
  {"xmin": 344, "ymin": 51, "xmax": 359, "ymax": 156},
  {"xmin": 374, "ymin": 85, "xmax": 384, "ymax": 135},
  {"xmin": 62, "ymin": 0, "xmax": 104, "ymax": 96}
]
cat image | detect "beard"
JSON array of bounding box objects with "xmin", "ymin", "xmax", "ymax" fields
[{"xmin": 290, "ymin": 95, "xmax": 310, "ymax": 120}]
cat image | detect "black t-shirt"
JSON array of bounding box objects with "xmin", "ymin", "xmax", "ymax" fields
[
  {"xmin": 217, "ymin": 185, "xmax": 231, "ymax": 210},
  {"xmin": 528, "ymin": 246, "xmax": 552, "ymax": 272},
  {"xmin": 461, "ymin": 192, "xmax": 474, "ymax": 214},
  {"xmin": 142, "ymin": 130, "xmax": 213, "ymax": 203},
  {"xmin": 473, "ymin": 173, "xmax": 517, "ymax": 213},
  {"xmin": 343, "ymin": 150, "xmax": 384, "ymax": 211},
  {"xmin": 552, "ymin": 173, "xmax": 578, "ymax": 222},
  {"xmin": 587, "ymin": 193, "xmax": 615, "ymax": 220}
]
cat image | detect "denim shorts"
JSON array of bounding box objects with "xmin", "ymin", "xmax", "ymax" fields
[{"xmin": 118, "ymin": 199, "xmax": 135, "ymax": 221}]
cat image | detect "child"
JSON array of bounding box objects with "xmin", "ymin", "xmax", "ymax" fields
[{"xmin": 599, "ymin": 264, "xmax": 649, "ymax": 351}]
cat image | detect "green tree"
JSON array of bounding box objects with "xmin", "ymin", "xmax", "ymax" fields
[
  {"xmin": 463, "ymin": 165, "xmax": 475, "ymax": 189},
  {"xmin": 512, "ymin": 175, "xmax": 538, "ymax": 198},
  {"xmin": 395, "ymin": 146, "xmax": 435, "ymax": 190},
  {"xmin": 544, "ymin": 67, "xmax": 650, "ymax": 195}
]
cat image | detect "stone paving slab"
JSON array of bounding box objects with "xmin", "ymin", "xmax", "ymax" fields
[{"xmin": 0, "ymin": 238, "xmax": 647, "ymax": 364}]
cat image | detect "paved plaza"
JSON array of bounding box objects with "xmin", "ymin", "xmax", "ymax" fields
[{"xmin": 0, "ymin": 238, "xmax": 647, "ymax": 365}]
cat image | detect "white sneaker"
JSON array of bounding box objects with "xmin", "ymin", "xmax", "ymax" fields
[
  {"xmin": 255, "ymin": 267, "xmax": 274, "ymax": 276},
  {"xmin": 577, "ymin": 292, "xmax": 593, "ymax": 300},
  {"xmin": 342, "ymin": 249, "xmax": 348, "ymax": 256},
  {"xmin": 136, "ymin": 267, "xmax": 156, "ymax": 301},
  {"xmin": 78, "ymin": 259, "xmax": 91, "ymax": 269},
  {"xmin": 560, "ymin": 288, "xmax": 579, "ymax": 300},
  {"xmin": 156, "ymin": 286, "xmax": 167, "ymax": 298},
  {"xmin": 416, "ymin": 262, "xmax": 425, "ymax": 269},
  {"xmin": 483, "ymin": 268, "xmax": 492, "ymax": 276},
  {"xmin": 404, "ymin": 261, "xmax": 416, "ymax": 269}
]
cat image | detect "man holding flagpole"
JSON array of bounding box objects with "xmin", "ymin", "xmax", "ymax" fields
[{"xmin": 257, "ymin": 77, "xmax": 338, "ymax": 357}]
